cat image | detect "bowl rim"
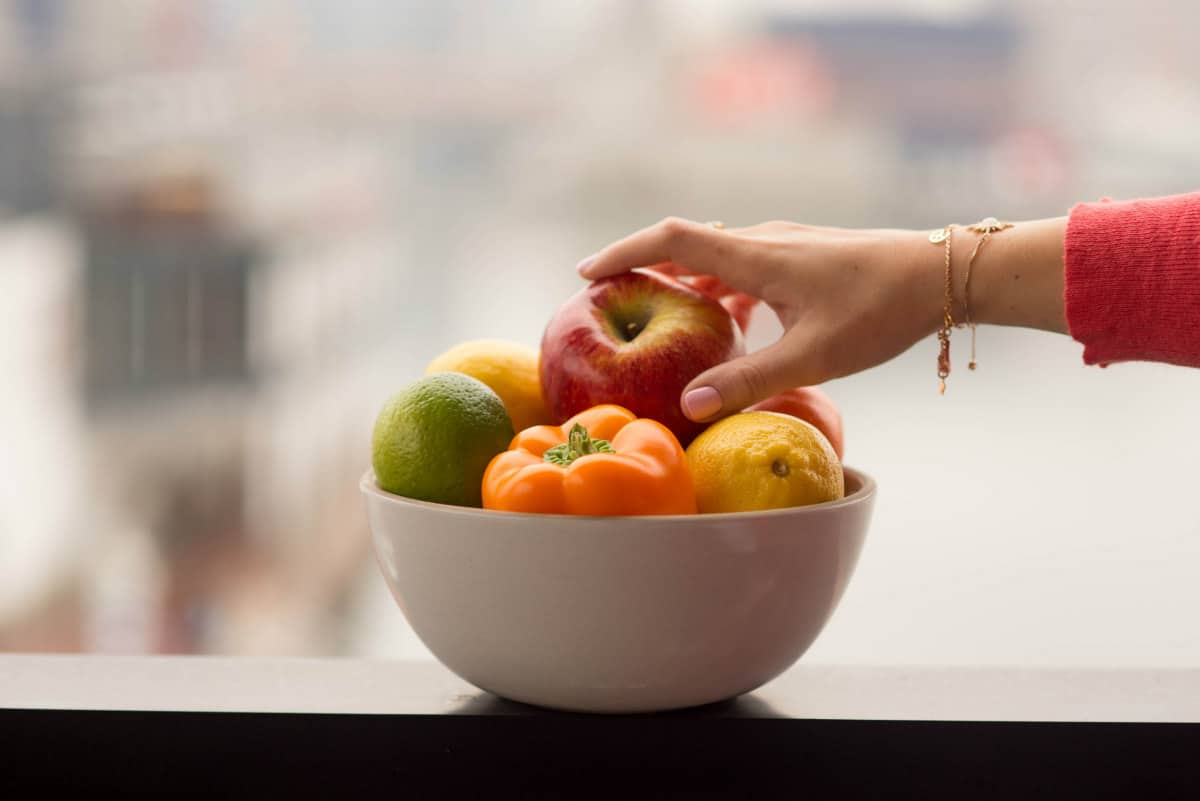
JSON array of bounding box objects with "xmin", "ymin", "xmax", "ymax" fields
[{"xmin": 360, "ymin": 464, "xmax": 875, "ymax": 523}]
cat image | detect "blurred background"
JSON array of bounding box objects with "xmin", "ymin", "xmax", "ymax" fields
[{"xmin": 2, "ymin": 0, "xmax": 1199, "ymax": 667}]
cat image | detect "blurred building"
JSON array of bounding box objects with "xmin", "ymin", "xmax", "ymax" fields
[{"xmin": 1, "ymin": 0, "xmax": 1199, "ymax": 664}]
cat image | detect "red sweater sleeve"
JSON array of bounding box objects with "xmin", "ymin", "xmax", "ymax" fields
[{"xmin": 1064, "ymin": 191, "xmax": 1200, "ymax": 367}]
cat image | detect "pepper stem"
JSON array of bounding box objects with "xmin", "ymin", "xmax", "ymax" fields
[{"xmin": 544, "ymin": 423, "xmax": 614, "ymax": 466}]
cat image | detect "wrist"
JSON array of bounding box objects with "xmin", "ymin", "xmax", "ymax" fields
[
  {"xmin": 968, "ymin": 216, "xmax": 1067, "ymax": 331},
  {"xmin": 895, "ymin": 227, "xmax": 958, "ymax": 338},
  {"xmin": 900, "ymin": 216, "xmax": 1067, "ymax": 335}
]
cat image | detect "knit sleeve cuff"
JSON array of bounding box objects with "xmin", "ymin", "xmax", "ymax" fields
[{"xmin": 1064, "ymin": 192, "xmax": 1200, "ymax": 367}]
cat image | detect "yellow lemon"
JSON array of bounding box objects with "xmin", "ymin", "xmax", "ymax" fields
[
  {"xmin": 686, "ymin": 411, "xmax": 844, "ymax": 514},
  {"xmin": 425, "ymin": 339, "xmax": 549, "ymax": 431}
]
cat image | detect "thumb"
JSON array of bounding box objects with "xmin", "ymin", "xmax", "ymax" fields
[{"xmin": 679, "ymin": 336, "xmax": 816, "ymax": 422}]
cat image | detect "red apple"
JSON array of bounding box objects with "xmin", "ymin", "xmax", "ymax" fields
[
  {"xmin": 540, "ymin": 269, "xmax": 745, "ymax": 446},
  {"xmin": 650, "ymin": 262, "xmax": 759, "ymax": 333},
  {"xmin": 746, "ymin": 387, "xmax": 844, "ymax": 459}
]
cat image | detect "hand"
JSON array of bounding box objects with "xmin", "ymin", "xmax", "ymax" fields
[{"xmin": 576, "ymin": 216, "xmax": 1067, "ymax": 421}]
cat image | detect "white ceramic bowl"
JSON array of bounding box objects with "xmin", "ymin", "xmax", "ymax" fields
[{"xmin": 361, "ymin": 467, "xmax": 875, "ymax": 713}]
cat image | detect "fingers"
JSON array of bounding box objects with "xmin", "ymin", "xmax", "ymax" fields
[
  {"xmin": 679, "ymin": 332, "xmax": 822, "ymax": 422},
  {"xmin": 576, "ymin": 217, "xmax": 780, "ymax": 298}
]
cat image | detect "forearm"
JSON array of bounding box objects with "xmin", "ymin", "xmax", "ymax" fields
[
  {"xmin": 901, "ymin": 193, "xmax": 1200, "ymax": 368},
  {"xmin": 969, "ymin": 216, "xmax": 1068, "ymax": 333},
  {"xmin": 902, "ymin": 216, "xmax": 1068, "ymax": 337},
  {"xmin": 578, "ymin": 198, "xmax": 1197, "ymax": 406}
]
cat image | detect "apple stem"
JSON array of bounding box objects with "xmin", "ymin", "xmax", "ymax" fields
[{"xmin": 543, "ymin": 423, "xmax": 614, "ymax": 467}]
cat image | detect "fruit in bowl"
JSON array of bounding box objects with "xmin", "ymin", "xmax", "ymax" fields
[
  {"xmin": 361, "ymin": 465, "xmax": 875, "ymax": 714},
  {"xmin": 371, "ymin": 373, "xmax": 514, "ymax": 508},
  {"xmin": 687, "ymin": 411, "xmax": 843, "ymax": 514},
  {"xmin": 362, "ymin": 261, "xmax": 872, "ymax": 713},
  {"xmin": 539, "ymin": 269, "xmax": 745, "ymax": 447},
  {"xmin": 482, "ymin": 405, "xmax": 696, "ymax": 516},
  {"xmin": 425, "ymin": 339, "xmax": 550, "ymax": 432},
  {"xmin": 747, "ymin": 386, "xmax": 845, "ymax": 460}
]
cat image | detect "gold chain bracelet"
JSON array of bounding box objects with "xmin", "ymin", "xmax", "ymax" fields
[
  {"xmin": 962, "ymin": 217, "xmax": 1013, "ymax": 371},
  {"xmin": 929, "ymin": 217, "xmax": 1013, "ymax": 394},
  {"xmin": 928, "ymin": 224, "xmax": 955, "ymax": 395}
]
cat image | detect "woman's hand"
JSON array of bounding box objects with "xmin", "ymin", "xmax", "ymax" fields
[{"xmin": 576, "ymin": 216, "xmax": 1067, "ymax": 422}]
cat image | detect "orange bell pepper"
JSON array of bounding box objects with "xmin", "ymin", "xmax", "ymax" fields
[{"xmin": 482, "ymin": 404, "xmax": 696, "ymax": 516}]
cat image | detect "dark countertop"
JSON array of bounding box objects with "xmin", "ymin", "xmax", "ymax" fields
[{"xmin": 3, "ymin": 655, "xmax": 1199, "ymax": 799}]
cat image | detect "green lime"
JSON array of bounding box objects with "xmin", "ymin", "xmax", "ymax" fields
[{"xmin": 371, "ymin": 372, "xmax": 515, "ymax": 507}]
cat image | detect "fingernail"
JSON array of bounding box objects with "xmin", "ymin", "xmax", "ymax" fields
[
  {"xmin": 682, "ymin": 386, "xmax": 722, "ymax": 421},
  {"xmin": 576, "ymin": 254, "xmax": 599, "ymax": 276}
]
